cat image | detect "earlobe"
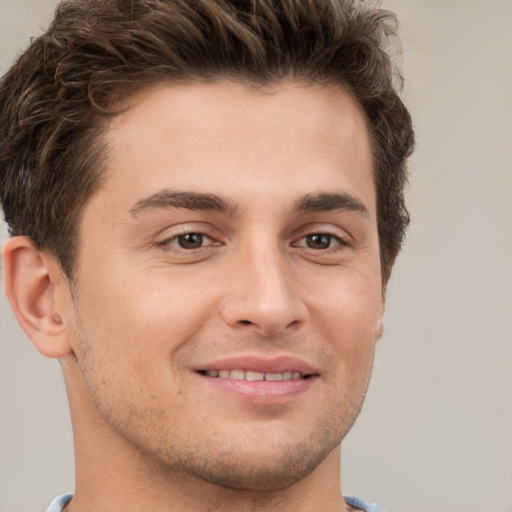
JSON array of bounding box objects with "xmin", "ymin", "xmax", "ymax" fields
[
  {"xmin": 2, "ymin": 236, "xmax": 73, "ymax": 358},
  {"xmin": 375, "ymin": 294, "xmax": 386, "ymax": 342}
]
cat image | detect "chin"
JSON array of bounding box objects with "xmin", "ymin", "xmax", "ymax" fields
[{"xmin": 168, "ymin": 437, "xmax": 337, "ymax": 492}]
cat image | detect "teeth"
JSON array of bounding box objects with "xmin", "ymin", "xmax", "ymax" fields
[
  {"xmin": 265, "ymin": 373, "xmax": 283, "ymax": 381},
  {"xmin": 203, "ymin": 370, "xmax": 304, "ymax": 381},
  {"xmin": 246, "ymin": 371, "xmax": 265, "ymax": 381}
]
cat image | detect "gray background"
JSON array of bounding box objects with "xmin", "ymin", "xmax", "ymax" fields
[{"xmin": 1, "ymin": 1, "xmax": 511, "ymax": 511}]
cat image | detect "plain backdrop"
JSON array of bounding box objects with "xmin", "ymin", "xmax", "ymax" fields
[{"xmin": 1, "ymin": 1, "xmax": 511, "ymax": 511}]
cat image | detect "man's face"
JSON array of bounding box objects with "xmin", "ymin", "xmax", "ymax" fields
[{"xmin": 66, "ymin": 81, "xmax": 383, "ymax": 490}]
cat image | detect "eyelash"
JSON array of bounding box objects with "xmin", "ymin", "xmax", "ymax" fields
[
  {"xmin": 159, "ymin": 232, "xmax": 217, "ymax": 251},
  {"xmin": 159, "ymin": 231, "xmax": 349, "ymax": 252},
  {"xmin": 293, "ymin": 232, "xmax": 348, "ymax": 251}
]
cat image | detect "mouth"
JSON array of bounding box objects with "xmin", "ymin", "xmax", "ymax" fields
[
  {"xmin": 197, "ymin": 369, "xmax": 313, "ymax": 381},
  {"xmin": 194, "ymin": 356, "xmax": 319, "ymax": 403}
]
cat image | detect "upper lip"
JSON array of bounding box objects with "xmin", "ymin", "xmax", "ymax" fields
[{"xmin": 195, "ymin": 355, "xmax": 319, "ymax": 376}]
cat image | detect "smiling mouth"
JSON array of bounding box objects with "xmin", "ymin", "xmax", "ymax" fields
[{"xmin": 197, "ymin": 370, "xmax": 314, "ymax": 381}]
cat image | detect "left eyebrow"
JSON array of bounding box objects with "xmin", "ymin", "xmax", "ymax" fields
[{"xmin": 293, "ymin": 192, "xmax": 370, "ymax": 219}]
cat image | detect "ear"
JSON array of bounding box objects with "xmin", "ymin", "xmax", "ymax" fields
[
  {"xmin": 2, "ymin": 236, "xmax": 73, "ymax": 358},
  {"xmin": 375, "ymin": 288, "xmax": 387, "ymax": 342}
]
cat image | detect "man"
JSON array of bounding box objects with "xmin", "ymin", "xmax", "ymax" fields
[{"xmin": 0, "ymin": 0, "xmax": 414, "ymax": 510}]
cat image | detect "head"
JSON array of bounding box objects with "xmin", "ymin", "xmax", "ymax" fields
[
  {"xmin": 0, "ymin": 0, "xmax": 414, "ymax": 502},
  {"xmin": 0, "ymin": 0, "xmax": 413, "ymax": 284}
]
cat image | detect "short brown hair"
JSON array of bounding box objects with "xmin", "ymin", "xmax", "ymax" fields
[{"xmin": 0, "ymin": 0, "xmax": 414, "ymax": 281}]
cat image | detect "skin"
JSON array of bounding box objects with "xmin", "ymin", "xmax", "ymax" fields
[{"xmin": 4, "ymin": 81, "xmax": 384, "ymax": 511}]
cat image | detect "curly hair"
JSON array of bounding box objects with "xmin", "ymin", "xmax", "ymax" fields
[{"xmin": 0, "ymin": 0, "xmax": 414, "ymax": 282}]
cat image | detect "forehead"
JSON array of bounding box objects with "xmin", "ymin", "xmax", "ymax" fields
[
  {"xmin": 98, "ymin": 80, "xmax": 375, "ymax": 215},
  {"xmin": 108, "ymin": 80, "xmax": 370, "ymax": 151}
]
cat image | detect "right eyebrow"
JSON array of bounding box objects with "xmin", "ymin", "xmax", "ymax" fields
[{"xmin": 129, "ymin": 190, "xmax": 239, "ymax": 216}]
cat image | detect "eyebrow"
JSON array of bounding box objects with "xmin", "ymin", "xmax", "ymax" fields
[
  {"xmin": 293, "ymin": 193, "xmax": 370, "ymax": 218},
  {"xmin": 129, "ymin": 189, "xmax": 369, "ymax": 219},
  {"xmin": 129, "ymin": 190, "xmax": 238, "ymax": 216}
]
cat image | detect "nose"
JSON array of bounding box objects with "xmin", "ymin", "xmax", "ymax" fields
[{"xmin": 220, "ymin": 244, "xmax": 308, "ymax": 336}]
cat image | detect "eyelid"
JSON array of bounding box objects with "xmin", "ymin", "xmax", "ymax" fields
[
  {"xmin": 291, "ymin": 222, "xmax": 352, "ymax": 244},
  {"xmin": 292, "ymin": 233, "xmax": 348, "ymax": 250},
  {"xmin": 160, "ymin": 231, "xmax": 219, "ymax": 248},
  {"xmin": 154, "ymin": 221, "xmax": 223, "ymax": 249}
]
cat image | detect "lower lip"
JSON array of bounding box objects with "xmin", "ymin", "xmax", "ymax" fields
[{"xmin": 196, "ymin": 373, "xmax": 318, "ymax": 404}]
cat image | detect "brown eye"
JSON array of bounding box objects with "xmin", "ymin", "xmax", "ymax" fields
[
  {"xmin": 177, "ymin": 233, "xmax": 204, "ymax": 249},
  {"xmin": 306, "ymin": 234, "xmax": 334, "ymax": 249}
]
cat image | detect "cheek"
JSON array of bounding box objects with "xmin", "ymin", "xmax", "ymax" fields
[
  {"xmin": 308, "ymin": 270, "xmax": 382, "ymax": 383},
  {"xmin": 314, "ymin": 271, "xmax": 383, "ymax": 337},
  {"xmin": 74, "ymin": 265, "xmax": 220, "ymax": 363}
]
